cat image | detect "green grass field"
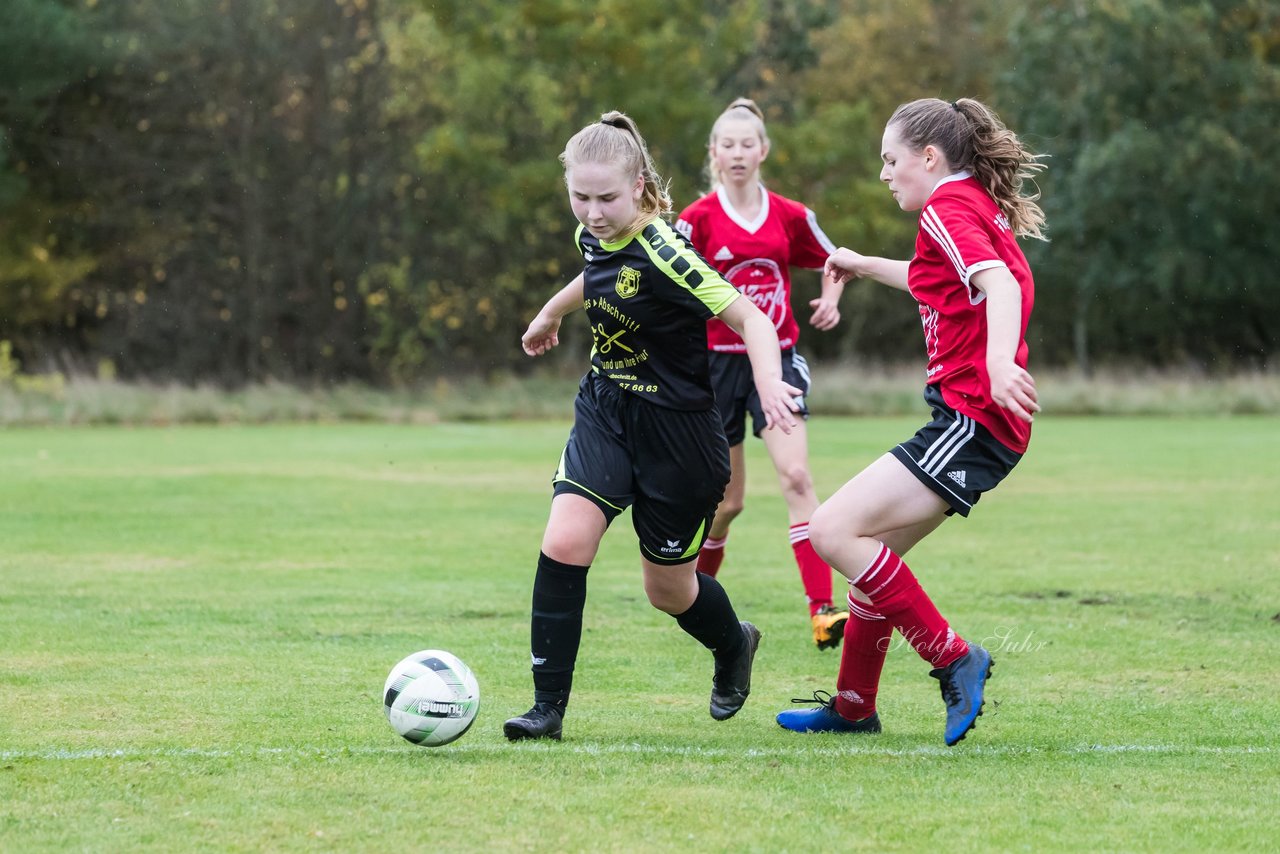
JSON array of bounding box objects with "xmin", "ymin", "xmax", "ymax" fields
[{"xmin": 2, "ymin": 416, "xmax": 1277, "ymax": 851}]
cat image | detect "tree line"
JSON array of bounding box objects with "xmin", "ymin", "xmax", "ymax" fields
[{"xmin": 1, "ymin": 0, "xmax": 1276, "ymax": 385}]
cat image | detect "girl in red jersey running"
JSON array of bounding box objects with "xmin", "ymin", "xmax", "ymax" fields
[
  {"xmin": 776, "ymin": 97, "xmax": 1047, "ymax": 745},
  {"xmin": 675, "ymin": 98, "xmax": 851, "ymax": 651}
]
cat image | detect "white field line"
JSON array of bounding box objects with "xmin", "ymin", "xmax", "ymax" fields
[{"xmin": 1, "ymin": 742, "xmax": 1275, "ymax": 762}]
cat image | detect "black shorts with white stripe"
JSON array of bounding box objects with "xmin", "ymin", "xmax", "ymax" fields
[{"xmin": 889, "ymin": 384, "xmax": 1023, "ymax": 517}]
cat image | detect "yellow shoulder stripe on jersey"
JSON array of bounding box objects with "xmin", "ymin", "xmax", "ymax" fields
[{"xmin": 636, "ymin": 220, "xmax": 739, "ymax": 314}]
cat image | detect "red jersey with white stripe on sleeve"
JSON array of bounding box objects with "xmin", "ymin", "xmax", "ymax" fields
[
  {"xmin": 909, "ymin": 172, "xmax": 1035, "ymax": 453},
  {"xmin": 675, "ymin": 185, "xmax": 836, "ymax": 353}
]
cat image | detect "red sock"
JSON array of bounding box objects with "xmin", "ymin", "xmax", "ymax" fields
[
  {"xmin": 834, "ymin": 595, "xmax": 893, "ymax": 721},
  {"xmin": 696, "ymin": 535, "xmax": 727, "ymax": 578},
  {"xmin": 790, "ymin": 523, "xmax": 833, "ymax": 617},
  {"xmin": 853, "ymin": 543, "xmax": 968, "ymax": 669}
]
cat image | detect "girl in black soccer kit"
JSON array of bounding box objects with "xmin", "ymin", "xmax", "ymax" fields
[{"xmin": 504, "ymin": 111, "xmax": 801, "ymax": 741}]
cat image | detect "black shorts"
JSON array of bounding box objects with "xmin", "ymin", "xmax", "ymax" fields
[
  {"xmin": 709, "ymin": 349, "xmax": 811, "ymax": 446},
  {"xmin": 889, "ymin": 385, "xmax": 1023, "ymax": 517},
  {"xmin": 552, "ymin": 373, "xmax": 732, "ymax": 565}
]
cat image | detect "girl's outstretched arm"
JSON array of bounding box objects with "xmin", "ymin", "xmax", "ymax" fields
[
  {"xmin": 825, "ymin": 248, "xmax": 911, "ymax": 292},
  {"xmin": 522, "ymin": 273, "xmax": 585, "ymax": 357}
]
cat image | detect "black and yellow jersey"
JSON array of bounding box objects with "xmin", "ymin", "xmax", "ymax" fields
[{"xmin": 576, "ymin": 218, "xmax": 740, "ymax": 410}]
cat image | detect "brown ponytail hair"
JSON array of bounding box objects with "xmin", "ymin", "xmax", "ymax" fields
[
  {"xmin": 889, "ymin": 97, "xmax": 1048, "ymax": 240},
  {"xmin": 706, "ymin": 97, "xmax": 769, "ymax": 191},
  {"xmin": 560, "ymin": 111, "xmax": 672, "ymax": 234}
]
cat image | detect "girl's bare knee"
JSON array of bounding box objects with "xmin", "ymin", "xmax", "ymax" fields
[
  {"xmin": 807, "ymin": 504, "xmax": 840, "ymax": 558},
  {"xmin": 779, "ymin": 465, "xmax": 814, "ymax": 499}
]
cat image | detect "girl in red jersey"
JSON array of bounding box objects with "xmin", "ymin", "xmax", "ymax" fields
[
  {"xmin": 675, "ymin": 98, "xmax": 851, "ymax": 651},
  {"xmin": 776, "ymin": 97, "xmax": 1047, "ymax": 745}
]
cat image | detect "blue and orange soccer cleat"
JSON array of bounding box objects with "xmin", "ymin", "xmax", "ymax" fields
[
  {"xmin": 810, "ymin": 604, "xmax": 849, "ymax": 650},
  {"xmin": 775, "ymin": 690, "xmax": 882, "ymax": 734},
  {"xmin": 930, "ymin": 644, "xmax": 993, "ymax": 746}
]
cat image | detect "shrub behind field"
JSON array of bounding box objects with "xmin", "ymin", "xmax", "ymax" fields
[{"xmin": 2, "ymin": 366, "xmax": 1278, "ymax": 427}]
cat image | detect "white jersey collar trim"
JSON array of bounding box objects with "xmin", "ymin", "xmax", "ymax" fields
[
  {"xmin": 927, "ymin": 170, "xmax": 973, "ymax": 201},
  {"xmin": 716, "ymin": 183, "xmax": 770, "ymax": 234}
]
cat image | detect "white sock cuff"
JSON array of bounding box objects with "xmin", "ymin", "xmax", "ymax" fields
[{"xmin": 851, "ymin": 541, "xmax": 890, "ymax": 586}]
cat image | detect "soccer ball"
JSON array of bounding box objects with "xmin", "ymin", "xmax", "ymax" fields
[{"xmin": 382, "ymin": 649, "xmax": 480, "ymax": 747}]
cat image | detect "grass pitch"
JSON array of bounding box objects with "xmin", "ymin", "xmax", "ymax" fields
[{"xmin": 1, "ymin": 416, "xmax": 1277, "ymax": 851}]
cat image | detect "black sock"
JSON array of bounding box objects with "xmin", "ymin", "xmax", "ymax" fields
[
  {"xmin": 673, "ymin": 572, "xmax": 746, "ymax": 662},
  {"xmin": 529, "ymin": 551, "xmax": 589, "ymax": 713}
]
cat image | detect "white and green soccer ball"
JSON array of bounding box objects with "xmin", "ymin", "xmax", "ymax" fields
[{"xmin": 382, "ymin": 650, "xmax": 480, "ymax": 747}]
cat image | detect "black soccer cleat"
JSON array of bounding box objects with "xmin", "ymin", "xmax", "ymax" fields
[
  {"xmin": 503, "ymin": 703, "xmax": 564, "ymax": 741},
  {"xmin": 709, "ymin": 621, "xmax": 761, "ymax": 721}
]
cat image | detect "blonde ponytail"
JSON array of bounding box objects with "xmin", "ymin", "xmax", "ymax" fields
[{"xmin": 560, "ymin": 111, "xmax": 672, "ymax": 233}]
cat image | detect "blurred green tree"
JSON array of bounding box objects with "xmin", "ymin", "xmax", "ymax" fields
[
  {"xmin": 366, "ymin": 0, "xmax": 766, "ymax": 380},
  {"xmin": 1, "ymin": 0, "xmax": 1275, "ymax": 383},
  {"xmin": 762, "ymin": 0, "xmax": 1025, "ymax": 366},
  {"xmin": 0, "ymin": 0, "xmax": 102, "ymax": 367},
  {"xmin": 1004, "ymin": 0, "xmax": 1280, "ymax": 372}
]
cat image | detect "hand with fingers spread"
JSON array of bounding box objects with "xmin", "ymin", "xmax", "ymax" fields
[
  {"xmin": 808, "ymin": 296, "xmax": 840, "ymax": 331},
  {"xmin": 988, "ymin": 359, "xmax": 1040, "ymax": 423},
  {"xmin": 757, "ymin": 377, "xmax": 804, "ymax": 435}
]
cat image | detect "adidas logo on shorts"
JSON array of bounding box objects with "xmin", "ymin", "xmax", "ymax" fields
[{"xmin": 946, "ymin": 470, "xmax": 968, "ymax": 488}]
